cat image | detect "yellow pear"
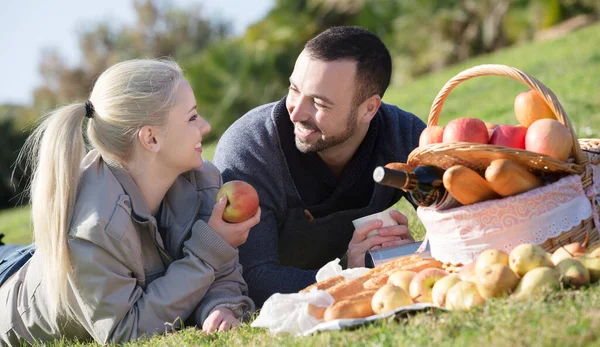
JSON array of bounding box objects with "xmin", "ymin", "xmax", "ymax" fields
[
  {"xmin": 476, "ymin": 249, "xmax": 509, "ymax": 273},
  {"xmin": 475, "ymin": 263, "xmax": 520, "ymax": 299},
  {"xmin": 445, "ymin": 281, "xmax": 486, "ymax": 310},
  {"xmin": 576, "ymin": 254, "xmax": 600, "ymax": 283},
  {"xmin": 432, "ymin": 275, "xmax": 462, "ymax": 307},
  {"xmin": 509, "ymin": 243, "xmax": 554, "ymax": 277},
  {"xmin": 512, "ymin": 267, "xmax": 560, "ymax": 301},
  {"xmin": 371, "ymin": 284, "xmax": 413, "ymax": 315}
]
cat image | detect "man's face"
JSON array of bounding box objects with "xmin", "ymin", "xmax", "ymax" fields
[{"xmin": 286, "ymin": 50, "xmax": 362, "ymax": 153}]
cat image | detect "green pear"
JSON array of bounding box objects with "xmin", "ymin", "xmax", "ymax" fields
[
  {"xmin": 556, "ymin": 258, "xmax": 590, "ymax": 288},
  {"xmin": 509, "ymin": 244, "xmax": 554, "ymax": 277},
  {"xmin": 512, "ymin": 267, "xmax": 560, "ymax": 301}
]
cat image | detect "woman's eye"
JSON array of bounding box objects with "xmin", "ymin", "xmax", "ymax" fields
[{"xmin": 190, "ymin": 114, "xmax": 198, "ymax": 121}]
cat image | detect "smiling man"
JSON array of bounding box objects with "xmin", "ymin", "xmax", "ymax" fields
[{"xmin": 214, "ymin": 26, "xmax": 426, "ymax": 306}]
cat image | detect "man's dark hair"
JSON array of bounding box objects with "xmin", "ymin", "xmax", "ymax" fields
[{"xmin": 304, "ymin": 26, "xmax": 392, "ymax": 106}]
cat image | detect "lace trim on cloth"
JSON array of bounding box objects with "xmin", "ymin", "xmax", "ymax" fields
[{"xmin": 417, "ymin": 174, "xmax": 593, "ymax": 265}]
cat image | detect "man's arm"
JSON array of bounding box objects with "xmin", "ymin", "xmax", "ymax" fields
[{"xmin": 236, "ymin": 206, "xmax": 318, "ymax": 307}]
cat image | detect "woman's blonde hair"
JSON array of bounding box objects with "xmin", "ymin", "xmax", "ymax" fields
[{"xmin": 18, "ymin": 59, "xmax": 183, "ymax": 323}]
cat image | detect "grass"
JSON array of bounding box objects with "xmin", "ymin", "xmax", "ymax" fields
[{"xmin": 2, "ymin": 23, "xmax": 600, "ymax": 346}]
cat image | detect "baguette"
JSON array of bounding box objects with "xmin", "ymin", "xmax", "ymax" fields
[
  {"xmin": 323, "ymin": 289, "xmax": 378, "ymax": 321},
  {"xmin": 364, "ymin": 273, "xmax": 391, "ymax": 289},
  {"xmin": 325, "ymin": 276, "xmax": 368, "ymax": 301},
  {"xmin": 485, "ymin": 159, "xmax": 543, "ymax": 197},
  {"xmin": 300, "ymin": 275, "xmax": 345, "ymax": 293}
]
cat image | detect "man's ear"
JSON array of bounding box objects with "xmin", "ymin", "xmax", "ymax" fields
[
  {"xmin": 359, "ymin": 94, "xmax": 381, "ymax": 124},
  {"xmin": 137, "ymin": 125, "xmax": 160, "ymax": 153}
]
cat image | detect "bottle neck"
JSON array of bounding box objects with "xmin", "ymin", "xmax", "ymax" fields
[{"xmin": 372, "ymin": 167, "xmax": 418, "ymax": 191}]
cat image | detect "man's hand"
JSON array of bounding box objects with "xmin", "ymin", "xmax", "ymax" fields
[
  {"xmin": 347, "ymin": 210, "xmax": 414, "ymax": 268},
  {"xmin": 202, "ymin": 307, "xmax": 239, "ymax": 333},
  {"xmin": 208, "ymin": 195, "xmax": 261, "ymax": 247}
]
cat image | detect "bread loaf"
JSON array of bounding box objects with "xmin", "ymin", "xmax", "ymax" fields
[
  {"xmin": 323, "ymin": 289, "xmax": 377, "ymax": 321},
  {"xmin": 300, "ymin": 275, "xmax": 345, "ymax": 293},
  {"xmin": 443, "ymin": 165, "xmax": 500, "ymax": 205},
  {"xmin": 485, "ymin": 159, "xmax": 543, "ymax": 197}
]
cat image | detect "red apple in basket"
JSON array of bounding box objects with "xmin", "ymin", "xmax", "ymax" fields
[
  {"xmin": 409, "ymin": 268, "xmax": 448, "ymax": 303},
  {"xmin": 216, "ymin": 180, "xmax": 259, "ymax": 223},
  {"xmin": 525, "ymin": 119, "xmax": 573, "ymax": 161},
  {"xmin": 442, "ymin": 118, "xmax": 489, "ymax": 144},
  {"xmin": 489, "ymin": 125, "xmax": 527, "ymax": 149},
  {"xmin": 419, "ymin": 126, "xmax": 445, "ymax": 147}
]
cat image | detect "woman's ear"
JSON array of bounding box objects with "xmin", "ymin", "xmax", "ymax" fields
[{"xmin": 137, "ymin": 126, "xmax": 160, "ymax": 153}]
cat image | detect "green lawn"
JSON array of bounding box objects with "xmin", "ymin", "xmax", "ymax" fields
[{"xmin": 2, "ymin": 23, "xmax": 600, "ymax": 346}]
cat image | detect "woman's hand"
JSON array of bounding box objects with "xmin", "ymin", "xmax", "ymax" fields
[
  {"xmin": 202, "ymin": 307, "xmax": 239, "ymax": 333},
  {"xmin": 347, "ymin": 210, "xmax": 413, "ymax": 268},
  {"xmin": 208, "ymin": 195, "xmax": 261, "ymax": 247}
]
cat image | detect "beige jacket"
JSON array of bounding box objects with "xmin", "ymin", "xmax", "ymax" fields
[{"xmin": 0, "ymin": 150, "xmax": 254, "ymax": 345}]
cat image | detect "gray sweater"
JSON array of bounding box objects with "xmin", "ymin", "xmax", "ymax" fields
[{"xmin": 214, "ymin": 98, "xmax": 425, "ymax": 306}]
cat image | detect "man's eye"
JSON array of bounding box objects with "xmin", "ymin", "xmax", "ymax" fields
[
  {"xmin": 190, "ymin": 114, "xmax": 198, "ymax": 121},
  {"xmin": 314, "ymin": 102, "xmax": 327, "ymax": 109}
]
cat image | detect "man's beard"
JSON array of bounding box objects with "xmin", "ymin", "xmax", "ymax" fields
[{"xmin": 294, "ymin": 107, "xmax": 358, "ymax": 153}]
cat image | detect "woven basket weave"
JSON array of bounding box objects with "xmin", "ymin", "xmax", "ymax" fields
[{"xmin": 407, "ymin": 64, "xmax": 600, "ymax": 253}]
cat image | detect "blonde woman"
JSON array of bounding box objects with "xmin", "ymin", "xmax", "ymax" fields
[{"xmin": 0, "ymin": 59, "xmax": 260, "ymax": 345}]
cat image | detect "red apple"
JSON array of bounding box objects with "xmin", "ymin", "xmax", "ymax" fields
[
  {"xmin": 216, "ymin": 180, "xmax": 259, "ymax": 223},
  {"xmin": 442, "ymin": 118, "xmax": 489, "ymax": 144},
  {"xmin": 525, "ymin": 119, "xmax": 573, "ymax": 161},
  {"xmin": 419, "ymin": 126, "xmax": 445, "ymax": 147},
  {"xmin": 489, "ymin": 125, "xmax": 527, "ymax": 149},
  {"xmin": 409, "ymin": 268, "xmax": 448, "ymax": 303}
]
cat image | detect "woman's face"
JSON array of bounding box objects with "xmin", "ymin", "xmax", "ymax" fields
[{"xmin": 157, "ymin": 79, "xmax": 211, "ymax": 174}]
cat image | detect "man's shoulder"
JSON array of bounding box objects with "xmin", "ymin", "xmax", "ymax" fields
[
  {"xmin": 215, "ymin": 101, "xmax": 282, "ymax": 163},
  {"xmin": 222, "ymin": 102, "xmax": 278, "ymax": 139},
  {"xmin": 379, "ymin": 102, "xmax": 423, "ymax": 123}
]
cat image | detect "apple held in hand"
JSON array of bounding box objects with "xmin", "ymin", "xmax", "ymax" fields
[{"xmin": 216, "ymin": 180, "xmax": 259, "ymax": 223}]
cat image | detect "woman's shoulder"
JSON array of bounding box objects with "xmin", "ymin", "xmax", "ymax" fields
[
  {"xmin": 73, "ymin": 151, "xmax": 129, "ymax": 231},
  {"xmin": 185, "ymin": 160, "xmax": 222, "ymax": 191}
]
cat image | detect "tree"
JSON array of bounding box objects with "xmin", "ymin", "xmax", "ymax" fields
[{"xmin": 33, "ymin": 0, "xmax": 229, "ymax": 109}]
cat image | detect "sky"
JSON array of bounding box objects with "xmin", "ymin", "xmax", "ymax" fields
[{"xmin": 0, "ymin": 0, "xmax": 274, "ymax": 105}]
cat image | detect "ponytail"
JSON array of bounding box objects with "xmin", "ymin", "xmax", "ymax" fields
[{"xmin": 18, "ymin": 104, "xmax": 87, "ymax": 322}]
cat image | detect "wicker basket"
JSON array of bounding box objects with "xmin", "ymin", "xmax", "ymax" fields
[{"xmin": 407, "ymin": 64, "xmax": 600, "ymax": 254}]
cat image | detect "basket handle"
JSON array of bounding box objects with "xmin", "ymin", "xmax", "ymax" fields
[{"xmin": 427, "ymin": 64, "xmax": 587, "ymax": 166}]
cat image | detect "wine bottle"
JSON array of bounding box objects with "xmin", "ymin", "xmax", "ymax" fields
[{"xmin": 373, "ymin": 165, "xmax": 461, "ymax": 210}]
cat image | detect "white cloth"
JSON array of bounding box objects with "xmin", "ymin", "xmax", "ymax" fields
[{"xmin": 418, "ymin": 174, "xmax": 593, "ymax": 265}]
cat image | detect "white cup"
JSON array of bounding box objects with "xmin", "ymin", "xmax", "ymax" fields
[{"xmin": 352, "ymin": 210, "xmax": 399, "ymax": 238}]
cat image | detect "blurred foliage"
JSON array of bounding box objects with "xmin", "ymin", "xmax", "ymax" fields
[{"xmin": 0, "ymin": 0, "xmax": 598, "ymax": 209}]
